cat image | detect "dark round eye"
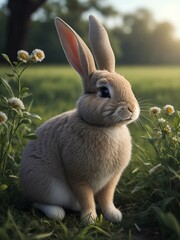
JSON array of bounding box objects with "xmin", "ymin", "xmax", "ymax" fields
[{"xmin": 99, "ymin": 87, "xmax": 111, "ymax": 98}]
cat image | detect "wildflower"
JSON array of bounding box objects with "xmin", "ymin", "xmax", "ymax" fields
[
  {"xmin": 163, "ymin": 105, "xmax": 175, "ymax": 114},
  {"xmin": 0, "ymin": 112, "xmax": 7, "ymax": 125},
  {"xmin": 149, "ymin": 106, "xmax": 161, "ymax": 115},
  {"xmin": 149, "ymin": 164, "xmax": 162, "ymax": 174},
  {"xmin": 158, "ymin": 118, "xmax": 166, "ymax": 124},
  {"xmin": 164, "ymin": 124, "xmax": 171, "ymax": 134},
  {"xmin": 31, "ymin": 49, "xmax": 45, "ymax": 62},
  {"xmin": 156, "ymin": 130, "xmax": 162, "ymax": 138},
  {"xmin": 8, "ymin": 97, "xmax": 25, "ymax": 110},
  {"xmin": 172, "ymin": 136, "xmax": 178, "ymax": 143},
  {"xmin": 17, "ymin": 50, "xmax": 29, "ymax": 63}
]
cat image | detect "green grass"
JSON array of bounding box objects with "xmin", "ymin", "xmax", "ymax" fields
[
  {"xmin": 0, "ymin": 65, "xmax": 180, "ymax": 240},
  {"xmin": 1, "ymin": 65, "xmax": 178, "ymax": 120}
]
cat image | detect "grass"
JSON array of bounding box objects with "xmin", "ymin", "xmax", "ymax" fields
[
  {"xmin": 0, "ymin": 65, "xmax": 180, "ymax": 240},
  {"xmin": 2, "ymin": 64, "xmax": 178, "ymax": 119}
]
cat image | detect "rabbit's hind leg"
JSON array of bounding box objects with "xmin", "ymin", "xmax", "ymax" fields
[
  {"xmin": 49, "ymin": 178, "xmax": 81, "ymax": 211},
  {"xmin": 33, "ymin": 202, "xmax": 65, "ymax": 220}
]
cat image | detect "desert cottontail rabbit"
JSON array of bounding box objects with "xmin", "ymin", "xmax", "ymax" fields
[{"xmin": 20, "ymin": 15, "xmax": 140, "ymax": 224}]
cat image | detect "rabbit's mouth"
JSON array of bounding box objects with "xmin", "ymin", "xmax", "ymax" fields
[
  {"xmin": 112, "ymin": 103, "xmax": 140, "ymax": 123},
  {"xmin": 125, "ymin": 106, "xmax": 140, "ymax": 124},
  {"xmin": 117, "ymin": 105, "xmax": 140, "ymax": 124}
]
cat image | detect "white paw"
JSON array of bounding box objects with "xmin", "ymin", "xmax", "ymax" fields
[
  {"xmin": 81, "ymin": 211, "xmax": 97, "ymax": 225},
  {"xmin": 103, "ymin": 205, "xmax": 122, "ymax": 223},
  {"xmin": 33, "ymin": 203, "xmax": 65, "ymax": 220}
]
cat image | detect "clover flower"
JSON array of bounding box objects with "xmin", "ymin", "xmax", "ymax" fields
[
  {"xmin": 172, "ymin": 136, "xmax": 178, "ymax": 143},
  {"xmin": 17, "ymin": 50, "xmax": 29, "ymax": 63},
  {"xmin": 0, "ymin": 111, "xmax": 8, "ymax": 125},
  {"xmin": 156, "ymin": 130, "xmax": 162, "ymax": 138},
  {"xmin": 31, "ymin": 49, "xmax": 45, "ymax": 62},
  {"xmin": 8, "ymin": 97, "xmax": 25, "ymax": 110},
  {"xmin": 149, "ymin": 106, "xmax": 161, "ymax": 115},
  {"xmin": 158, "ymin": 118, "xmax": 166, "ymax": 124},
  {"xmin": 164, "ymin": 124, "xmax": 171, "ymax": 134},
  {"xmin": 163, "ymin": 105, "xmax": 175, "ymax": 114}
]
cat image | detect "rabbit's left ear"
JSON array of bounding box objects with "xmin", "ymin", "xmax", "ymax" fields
[
  {"xmin": 89, "ymin": 15, "xmax": 115, "ymax": 72},
  {"xmin": 55, "ymin": 17, "xmax": 96, "ymax": 91}
]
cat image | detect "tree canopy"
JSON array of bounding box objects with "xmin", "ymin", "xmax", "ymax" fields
[{"xmin": 0, "ymin": 0, "xmax": 180, "ymax": 64}]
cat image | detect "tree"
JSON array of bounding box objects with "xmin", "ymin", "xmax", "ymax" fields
[
  {"xmin": 4, "ymin": 0, "xmax": 118, "ymax": 62},
  {"xmin": 28, "ymin": 0, "xmax": 118, "ymax": 63},
  {"xmin": 149, "ymin": 22, "xmax": 179, "ymax": 64},
  {"xmin": 121, "ymin": 9, "xmax": 154, "ymax": 64},
  {"xmin": 5, "ymin": 0, "xmax": 47, "ymax": 61},
  {"xmin": 120, "ymin": 9, "xmax": 180, "ymax": 64}
]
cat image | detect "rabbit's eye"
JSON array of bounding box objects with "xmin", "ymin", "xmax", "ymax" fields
[{"xmin": 99, "ymin": 87, "xmax": 111, "ymax": 98}]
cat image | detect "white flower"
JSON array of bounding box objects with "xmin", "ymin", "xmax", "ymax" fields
[
  {"xmin": 164, "ymin": 124, "xmax": 171, "ymax": 134},
  {"xmin": 156, "ymin": 130, "xmax": 162, "ymax": 138},
  {"xmin": 163, "ymin": 105, "xmax": 175, "ymax": 114},
  {"xmin": 0, "ymin": 111, "xmax": 7, "ymax": 125},
  {"xmin": 8, "ymin": 97, "xmax": 25, "ymax": 110},
  {"xmin": 172, "ymin": 136, "xmax": 178, "ymax": 143},
  {"xmin": 17, "ymin": 50, "xmax": 29, "ymax": 63},
  {"xmin": 31, "ymin": 49, "xmax": 45, "ymax": 62},
  {"xmin": 158, "ymin": 118, "xmax": 166, "ymax": 123},
  {"xmin": 149, "ymin": 106, "xmax": 161, "ymax": 115}
]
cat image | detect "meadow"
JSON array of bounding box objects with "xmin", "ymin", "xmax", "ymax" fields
[{"xmin": 0, "ymin": 65, "xmax": 179, "ymax": 240}]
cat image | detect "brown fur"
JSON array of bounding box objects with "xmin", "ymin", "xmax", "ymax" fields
[{"xmin": 20, "ymin": 15, "xmax": 140, "ymax": 224}]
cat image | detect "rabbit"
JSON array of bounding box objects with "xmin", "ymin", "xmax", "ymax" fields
[{"xmin": 20, "ymin": 15, "xmax": 140, "ymax": 224}]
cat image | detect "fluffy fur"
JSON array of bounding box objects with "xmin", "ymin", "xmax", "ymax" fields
[{"xmin": 20, "ymin": 15, "xmax": 140, "ymax": 224}]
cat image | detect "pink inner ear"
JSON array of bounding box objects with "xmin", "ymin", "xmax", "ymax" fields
[{"xmin": 59, "ymin": 22, "xmax": 83, "ymax": 76}]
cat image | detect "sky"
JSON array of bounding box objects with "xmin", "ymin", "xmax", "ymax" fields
[
  {"xmin": 105, "ymin": 0, "xmax": 180, "ymax": 39},
  {"xmin": 0, "ymin": 0, "xmax": 180, "ymax": 38}
]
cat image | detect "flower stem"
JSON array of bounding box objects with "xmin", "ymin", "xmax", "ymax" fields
[
  {"xmin": 17, "ymin": 63, "xmax": 32, "ymax": 98},
  {"xmin": 1, "ymin": 112, "xmax": 16, "ymax": 175}
]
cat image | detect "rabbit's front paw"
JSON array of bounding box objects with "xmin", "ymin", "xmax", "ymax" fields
[
  {"xmin": 81, "ymin": 210, "xmax": 97, "ymax": 225},
  {"xmin": 103, "ymin": 205, "xmax": 122, "ymax": 223}
]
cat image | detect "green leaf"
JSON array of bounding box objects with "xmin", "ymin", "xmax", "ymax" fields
[
  {"xmin": 0, "ymin": 184, "xmax": 8, "ymax": 191},
  {"xmin": 23, "ymin": 111, "xmax": 31, "ymax": 116},
  {"xmin": 131, "ymin": 185, "xmax": 144, "ymax": 194},
  {"xmin": 33, "ymin": 232, "xmax": 53, "ymax": 239},
  {"xmin": 167, "ymin": 166, "xmax": 180, "ymax": 180},
  {"xmin": 132, "ymin": 167, "xmax": 139, "ymax": 174},
  {"xmin": 20, "ymin": 118, "xmax": 32, "ymax": 124},
  {"xmin": 24, "ymin": 133, "xmax": 38, "ymax": 140},
  {"xmin": 9, "ymin": 175, "xmax": 19, "ymax": 179},
  {"xmin": 21, "ymin": 93, "xmax": 33, "ymax": 99},
  {"xmin": 154, "ymin": 207, "xmax": 180, "ymax": 236},
  {"xmin": 5, "ymin": 72, "xmax": 16, "ymax": 78},
  {"xmin": 0, "ymin": 96, "xmax": 8, "ymax": 104},
  {"xmin": 21, "ymin": 87, "xmax": 29, "ymax": 93},
  {"xmin": 1, "ymin": 53, "xmax": 12, "ymax": 65},
  {"xmin": 30, "ymin": 113, "xmax": 42, "ymax": 120},
  {"xmin": 91, "ymin": 225, "xmax": 111, "ymax": 237},
  {"xmin": 0, "ymin": 77, "xmax": 14, "ymax": 97}
]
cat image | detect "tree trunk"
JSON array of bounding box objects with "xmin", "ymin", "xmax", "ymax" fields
[{"xmin": 5, "ymin": 0, "xmax": 46, "ymax": 61}]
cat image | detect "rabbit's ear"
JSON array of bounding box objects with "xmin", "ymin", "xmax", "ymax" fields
[
  {"xmin": 55, "ymin": 17, "xmax": 96, "ymax": 91},
  {"xmin": 89, "ymin": 15, "xmax": 115, "ymax": 72}
]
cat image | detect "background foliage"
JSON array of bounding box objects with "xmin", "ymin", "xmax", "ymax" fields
[{"xmin": 0, "ymin": 0, "xmax": 180, "ymax": 64}]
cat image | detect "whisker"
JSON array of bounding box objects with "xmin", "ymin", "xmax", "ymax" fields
[
  {"xmin": 135, "ymin": 118, "xmax": 151, "ymax": 134},
  {"xmin": 138, "ymin": 99, "xmax": 152, "ymax": 108},
  {"xmin": 138, "ymin": 98, "xmax": 152, "ymax": 104},
  {"xmin": 140, "ymin": 114, "xmax": 154, "ymax": 125}
]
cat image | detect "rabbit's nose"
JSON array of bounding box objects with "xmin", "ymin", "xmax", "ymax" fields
[{"xmin": 128, "ymin": 102, "xmax": 137, "ymax": 113}]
